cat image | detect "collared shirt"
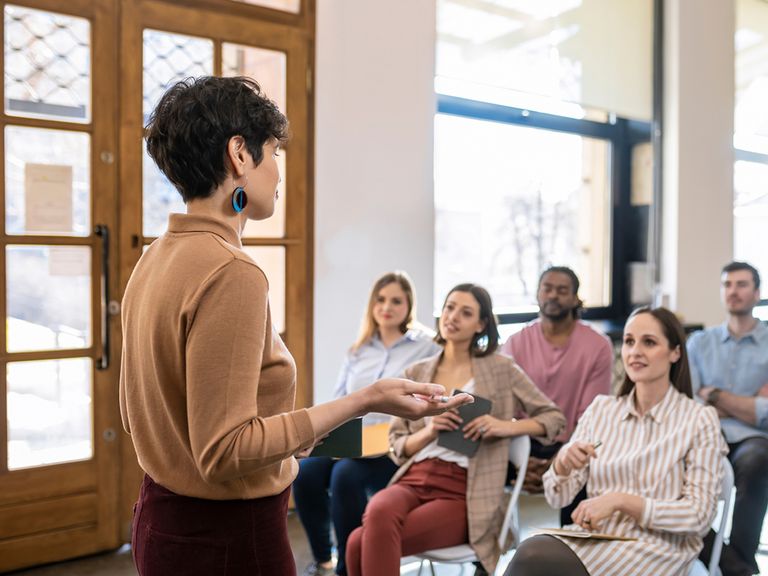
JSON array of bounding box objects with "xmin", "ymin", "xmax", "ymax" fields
[
  {"xmin": 333, "ymin": 329, "xmax": 441, "ymax": 426},
  {"xmin": 687, "ymin": 321, "xmax": 768, "ymax": 443},
  {"xmin": 543, "ymin": 387, "xmax": 726, "ymax": 576}
]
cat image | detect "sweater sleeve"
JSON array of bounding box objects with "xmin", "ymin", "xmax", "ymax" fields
[{"xmin": 185, "ymin": 260, "xmax": 315, "ymax": 483}]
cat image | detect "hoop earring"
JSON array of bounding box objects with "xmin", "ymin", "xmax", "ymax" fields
[{"xmin": 232, "ymin": 176, "xmax": 249, "ymax": 213}]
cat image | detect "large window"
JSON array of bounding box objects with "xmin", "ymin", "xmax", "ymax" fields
[
  {"xmin": 735, "ymin": 0, "xmax": 768, "ymax": 289},
  {"xmin": 434, "ymin": 0, "xmax": 652, "ymax": 320}
]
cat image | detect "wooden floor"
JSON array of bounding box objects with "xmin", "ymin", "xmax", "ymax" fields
[
  {"xmin": 6, "ymin": 497, "xmax": 768, "ymax": 576},
  {"xmin": 6, "ymin": 512, "xmax": 314, "ymax": 576}
]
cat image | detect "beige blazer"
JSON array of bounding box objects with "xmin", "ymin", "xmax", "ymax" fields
[{"xmin": 388, "ymin": 352, "xmax": 566, "ymax": 574}]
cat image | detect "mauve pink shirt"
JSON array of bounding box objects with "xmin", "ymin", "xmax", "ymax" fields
[{"xmin": 501, "ymin": 320, "xmax": 613, "ymax": 442}]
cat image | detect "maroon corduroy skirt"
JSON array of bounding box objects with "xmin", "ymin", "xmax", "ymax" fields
[{"xmin": 132, "ymin": 474, "xmax": 295, "ymax": 576}]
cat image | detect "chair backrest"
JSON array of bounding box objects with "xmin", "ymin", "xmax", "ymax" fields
[
  {"xmin": 497, "ymin": 434, "xmax": 531, "ymax": 549},
  {"xmin": 707, "ymin": 457, "xmax": 735, "ymax": 576}
]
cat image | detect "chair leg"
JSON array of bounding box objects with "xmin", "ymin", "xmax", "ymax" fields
[
  {"xmin": 429, "ymin": 560, "xmax": 437, "ymax": 576},
  {"xmin": 416, "ymin": 559, "xmax": 424, "ymax": 576}
]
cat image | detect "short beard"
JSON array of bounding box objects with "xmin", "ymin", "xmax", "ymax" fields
[
  {"xmin": 728, "ymin": 306, "xmax": 754, "ymax": 317},
  {"xmin": 541, "ymin": 308, "xmax": 572, "ymax": 322}
]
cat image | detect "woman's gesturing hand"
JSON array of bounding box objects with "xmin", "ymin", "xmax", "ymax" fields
[
  {"xmin": 363, "ymin": 378, "xmax": 473, "ymax": 420},
  {"xmin": 553, "ymin": 441, "xmax": 598, "ymax": 476}
]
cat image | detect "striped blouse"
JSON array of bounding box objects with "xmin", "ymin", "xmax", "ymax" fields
[{"xmin": 542, "ymin": 386, "xmax": 727, "ymax": 576}]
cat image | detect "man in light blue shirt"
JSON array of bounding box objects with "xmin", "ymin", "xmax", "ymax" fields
[{"xmin": 688, "ymin": 261, "xmax": 768, "ymax": 576}]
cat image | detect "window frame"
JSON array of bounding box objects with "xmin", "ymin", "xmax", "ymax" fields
[{"xmin": 435, "ymin": 93, "xmax": 651, "ymax": 325}]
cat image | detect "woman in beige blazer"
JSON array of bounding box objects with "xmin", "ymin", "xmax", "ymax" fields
[{"xmin": 346, "ymin": 283, "xmax": 566, "ymax": 576}]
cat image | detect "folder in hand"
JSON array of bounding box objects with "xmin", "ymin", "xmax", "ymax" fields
[{"xmin": 436, "ymin": 391, "xmax": 492, "ymax": 457}]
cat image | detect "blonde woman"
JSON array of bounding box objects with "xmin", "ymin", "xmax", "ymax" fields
[{"xmin": 294, "ymin": 272, "xmax": 440, "ymax": 576}]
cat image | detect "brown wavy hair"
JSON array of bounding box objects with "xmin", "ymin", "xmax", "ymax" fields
[
  {"xmin": 434, "ymin": 283, "xmax": 499, "ymax": 357},
  {"xmin": 618, "ymin": 306, "xmax": 692, "ymax": 398}
]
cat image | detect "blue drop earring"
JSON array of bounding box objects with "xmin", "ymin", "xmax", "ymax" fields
[{"xmin": 232, "ymin": 176, "xmax": 249, "ymax": 213}]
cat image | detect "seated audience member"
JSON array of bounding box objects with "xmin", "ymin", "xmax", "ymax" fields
[
  {"xmin": 503, "ymin": 306, "xmax": 727, "ymax": 576},
  {"xmin": 293, "ymin": 271, "xmax": 440, "ymax": 576},
  {"xmin": 345, "ymin": 283, "xmax": 566, "ymax": 576},
  {"xmin": 501, "ymin": 266, "xmax": 612, "ymax": 523},
  {"xmin": 688, "ymin": 261, "xmax": 768, "ymax": 576}
]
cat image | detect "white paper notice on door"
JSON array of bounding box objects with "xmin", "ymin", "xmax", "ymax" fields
[
  {"xmin": 24, "ymin": 163, "xmax": 74, "ymax": 233},
  {"xmin": 49, "ymin": 246, "xmax": 90, "ymax": 277}
]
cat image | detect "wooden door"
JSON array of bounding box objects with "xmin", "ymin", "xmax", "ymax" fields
[
  {"xmin": 0, "ymin": 0, "xmax": 314, "ymax": 571},
  {"xmin": 0, "ymin": 0, "xmax": 121, "ymax": 571}
]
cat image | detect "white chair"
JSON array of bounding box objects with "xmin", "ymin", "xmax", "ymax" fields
[
  {"xmin": 415, "ymin": 435, "xmax": 531, "ymax": 576},
  {"xmin": 688, "ymin": 457, "xmax": 735, "ymax": 576}
]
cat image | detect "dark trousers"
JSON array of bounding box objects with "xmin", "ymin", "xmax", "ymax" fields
[
  {"xmin": 131, "ymin": 474, "xmax": 294, "ymax": 576},
  {"xmin": 727, "ymin": 437, "xmax": 768, "ymax": 575},
  {"xmin": 292, "ymin": 455, "xmax": 398, "ymax": 575},
  {"xmin": 502, "ymin": 534, "xmax": 590, "ymax": 576}
]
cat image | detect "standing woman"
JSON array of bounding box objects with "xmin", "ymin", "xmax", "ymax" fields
[
  {"xmin": 119, "ymin": 76, "xmax": 471, "ymax": 576},
  {"xmin": 346, "ymin": 283, "xmax": 566, "ymax": 576},
  {"xmin": 294, "ymin": 271, "xmax": 441, "ymax": 576},
  {"xmin": 504, "ymin": 307, "xmax": 727, "ymax": 576}
]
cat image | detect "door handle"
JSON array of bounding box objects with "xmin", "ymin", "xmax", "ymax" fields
[{"xmin": 95, "ymin": 224, "xmax": 110, "ymax": 370}]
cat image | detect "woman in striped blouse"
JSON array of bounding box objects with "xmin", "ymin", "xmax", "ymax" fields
[{"xmin": 504, "ymin": 306, "xmax": 727, "ymax": 576}]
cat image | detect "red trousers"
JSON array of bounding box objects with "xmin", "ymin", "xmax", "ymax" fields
[
  {"xmin": 131, "ymin": 474, "xmax": 294, "ymax": 576},
  {"xmin": 346, "ymin": 459, "xmax": 469, "ymax": 576}
]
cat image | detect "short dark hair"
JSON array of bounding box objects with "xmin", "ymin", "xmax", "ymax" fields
[
  {"xmin": 538, "ymin": 266, "xmax": 582, "ymax": 318},
  {"xmin": 145, "ymin": 76, "xmax": 289, "ymax": 202},
  {"xmin": 721, "ymin": 261, "xmax": 761, "ymax": 290},
  {"xmin": 618, "ymin": 306, "xmax": 692, "ymax": 399},
  {"xmin": 538, "ymin": 266, "xmax": 580, "ymax": 294},
  {"xmin": 435, "ymin": 283, "xmax": 500, "ymax": 357}
]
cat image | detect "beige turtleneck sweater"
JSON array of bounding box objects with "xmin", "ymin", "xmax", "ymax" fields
[{"xmin": 119, "ymin": 213, "xmax": 315, "ymax": 500}]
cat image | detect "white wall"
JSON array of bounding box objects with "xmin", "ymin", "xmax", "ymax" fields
[
  {"xmin": 313, "ymin": 0, "xmax": 437, "ymax": 403},
  {"xmin": 662, "ymin": 0, "xmax": 735, "ymax": 327}
]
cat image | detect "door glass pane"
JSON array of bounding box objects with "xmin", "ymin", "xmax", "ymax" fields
[
  {"xmin": 222, "ymin": 43, "xmax": 287, "ymax": 111},
  {"xmin": 434, "ymin": 113, "xmax": 611, "ymax": 314},
  {"xmin": 243, "ymin": 246, "xmax": 285, "ymax": 333},
  {"xmin": 4, "ymin": 5, "xmax": 90, "ymax": 122},
  {"xmin": 143, "ymin": 30, "xmax": 213, "ymax": 237},
  {"xmin": 6, "ymin": 245, "xmax": 92, "ymax": 352},
  {"xmin": 223, "ymin": 43, "xmax": 287, "ymax": 238},
  {"xmin": 229, "ymin": 0, "xmax": 300, "ymax": 13},
  {"xmin": 5, "ymin": 126, "xmax": 90, "ymax": 236},
  {"xmin": 7, "ymin": 358, "xmax": 93, "ymax": 471}
]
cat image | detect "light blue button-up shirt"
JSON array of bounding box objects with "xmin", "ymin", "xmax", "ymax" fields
[
  {"xmin": 687, "ymin": 321, "xmax": 768, "ymax": 443},
  {"xmin": 334, "ymin": 329, "xmax": 442, "ymax": 426}
]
